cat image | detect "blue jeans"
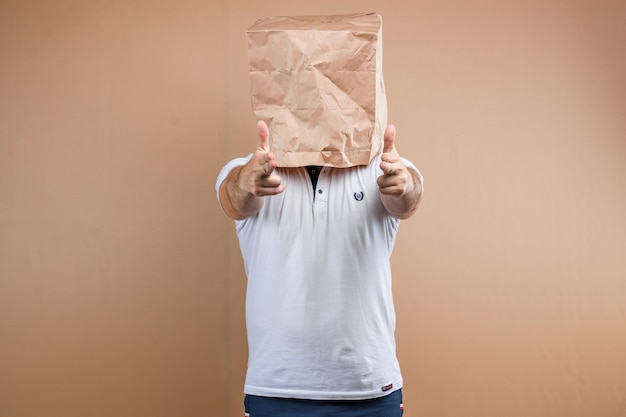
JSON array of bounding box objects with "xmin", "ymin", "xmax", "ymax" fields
[{"xmin": 244, "ymin": 389, "xmax": 404, "ymax": 417}]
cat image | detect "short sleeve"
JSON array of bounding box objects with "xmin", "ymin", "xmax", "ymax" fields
[{"xmin": 215, "ymin": 154, "xmax": 253, "ymax": 205}]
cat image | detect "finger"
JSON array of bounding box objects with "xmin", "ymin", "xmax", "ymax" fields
[
  {"xmin": 377, "ymin": 175, "xmax": 400, "ymax": 193},
  {"xmin": 257, "ymin": 184, "xmax": 286, "ymax": 196},
  {"xmin": 257, "ymin": 176, "xmax": 286, "ymax": 196},
  {"xmin": 377, "ymin": 172, "xmax": 407, "ymax": 195},
  {"xmin": 256, "ymin": 120, "xmax": 275, "ymax": 176},
  {"xmin": 384, "ymin": 162, "xmax": 393, "ymax": 175},
  {"xmin": 380, "ymin": 157, "xmax": 393, "ymax": 176},
  {"xmin": 261, "ymin": 156, "xmax": 277, "ymax": 175},
  {"xmin": 258, "ymin": 172, "xmax": 282, "ymax": 187},
  {"xmin": 257, "ymin": 120, "xmax": 270, "ymax": 152},
  {"xmin": 382, "ymin": 124, "xmax": 396, "ymax": 154}
]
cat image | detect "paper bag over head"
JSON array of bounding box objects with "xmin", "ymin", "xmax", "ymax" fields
[{"xmin": 246, "ymin": 12, "xmax": 387, "ymax": 168}]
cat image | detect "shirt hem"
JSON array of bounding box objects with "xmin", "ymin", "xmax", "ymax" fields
[{"xmin": 244, "ymin": 379, "xmax": 403, "ymax": 401}]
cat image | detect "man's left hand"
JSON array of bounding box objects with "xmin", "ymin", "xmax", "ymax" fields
[{"xmin": 377, "ymin": 125, "xmax": 422, "ymax": 219}]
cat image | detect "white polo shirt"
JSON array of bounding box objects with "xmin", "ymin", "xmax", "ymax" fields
[{"xmin": 216, "ymin": 155, "xmax": 422, "ymax": 401}]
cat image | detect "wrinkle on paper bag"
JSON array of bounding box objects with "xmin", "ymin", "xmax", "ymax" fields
[{"xmin": 247, "ymin": 13, "xmax": 387, "ymax": 167}]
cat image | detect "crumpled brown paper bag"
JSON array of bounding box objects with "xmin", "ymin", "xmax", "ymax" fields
[{"xmin": 246, "ymin": 12, "xmax": 387, "ymax": 167}]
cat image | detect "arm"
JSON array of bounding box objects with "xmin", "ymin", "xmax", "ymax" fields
[
  {"xmin": 218, "ymin": 121, "xmax": 285, "ymax": 220},
  {"xmin": 377, "ymin": 125, "xmax": 423, "ymax": 220}
]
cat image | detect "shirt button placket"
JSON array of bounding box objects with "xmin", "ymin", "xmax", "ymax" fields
[{"xmin": 314, "ymin": 170, "xmax": 328, "ymax": 207}]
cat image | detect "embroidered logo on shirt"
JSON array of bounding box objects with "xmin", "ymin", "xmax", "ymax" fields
[
  {"xmin": 382, "ymin": 383, "xmax": 393, "ymax": 392},
  {"xmin": 354, "ymin": 191, "xmax": 364, "ymax": 201}
]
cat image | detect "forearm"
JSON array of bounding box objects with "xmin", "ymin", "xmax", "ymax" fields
[
  {"xmin": 380, "ymin": 168, "xmax": 422, "ymax": 219},
  {"xmin": 219, "ymin": 166, "xmax": 264, "ymax": 220}
]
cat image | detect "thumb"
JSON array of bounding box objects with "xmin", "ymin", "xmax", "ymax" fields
[
  {"xmin": 383, "ymin": 125, "xmax": 396, "ymax": 154},
  {"xmin": 257, "ymin": 120, "xmax": 270, "ymax": 152}
]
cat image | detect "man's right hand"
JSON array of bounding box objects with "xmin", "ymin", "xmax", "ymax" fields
[
  {"xmin": 239, "ymin": 120, "xmax": 286, "ymax": 197},
  {"xmin": 219, "ymin": 120, "xmax": 285, "ymax": 220}
]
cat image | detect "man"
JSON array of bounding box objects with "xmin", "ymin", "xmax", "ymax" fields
[{"xmin": 216, "ymin": 120, "xmax": 423, "ymax": 417}]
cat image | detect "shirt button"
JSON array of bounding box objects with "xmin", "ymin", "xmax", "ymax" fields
[{"xmin": 318, "ymin": 189, "xmax": 323, "ymax": 194}]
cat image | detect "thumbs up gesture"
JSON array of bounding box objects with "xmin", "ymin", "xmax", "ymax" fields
[{"xmin": 377, "ymin": 125, "xmax": 422, "ymax": 218}]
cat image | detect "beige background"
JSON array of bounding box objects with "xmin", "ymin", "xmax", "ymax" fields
[{"xmin": 1, "ymin": 1, "xmax": 625, "ymax": 416}]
